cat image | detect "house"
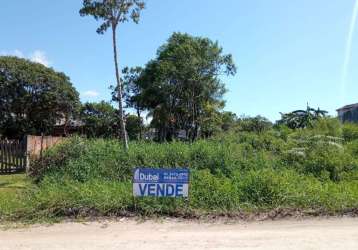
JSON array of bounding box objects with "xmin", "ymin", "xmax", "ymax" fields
[
  {"xmin": 53, "ymin": 118, "xmax": 84, "ymax": 136},
  {"xmin": 337, "ymin": 103, "xmax": 358, "ymax": 123},
  {"xmin": 143, "ymin": 128, "xmax": 157, "ymax": 140}
]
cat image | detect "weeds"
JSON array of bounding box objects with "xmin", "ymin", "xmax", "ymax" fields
[{"xmin": 1, "ymin": 119, "xmax": 358, "ymax": 222}]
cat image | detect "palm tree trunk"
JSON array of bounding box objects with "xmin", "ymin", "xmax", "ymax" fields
[
  {"xmin": 112, "ymin": 25, "xmax": 129, "ymax": 150},
  {"xmin": 136, "ymin": 107, "xmax": 142, "ymax": 140}
]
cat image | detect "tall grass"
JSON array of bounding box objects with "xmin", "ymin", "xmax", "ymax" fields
[{"xmin": 1, "ymin": 119, "xmax": 358, "ymax": 221}]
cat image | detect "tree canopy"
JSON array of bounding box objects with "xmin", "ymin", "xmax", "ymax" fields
[
  {"xmin": 277, "ymin": 105, "xmax": 328, "ymax": 129},
  {"xmin": 81, "ymin": 101, "xmax": 144, "ymax": 139},
  {"xmin": 237, "ymin": 116, "xmax": 272, "ymax": 133},
  {"xmin": 111, "ymin": 66, "xmax": 144, "ymax": 118},
  {"xmin": 79, "ymin": 0, "xmax": 145, "ymax": 34},
  {"xmin": 118, "ymin": 33, "xmax": 237, "ymax": 141},
  {"xmin": 80, "ymin": 101, "xmax": 119, "ymax": 138},
  {"xmin": 0, "ymin": 56, "xmax": 80, "ymax": 138}
]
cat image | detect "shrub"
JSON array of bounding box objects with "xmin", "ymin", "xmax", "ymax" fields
[
  {"xmin": 29, "ymin": 137, "xmax": 88, "ymax": 181},
  {"xmin": 190, "ymin": 170, "xmax": 240, "ymax": 211},
  {"xmin": 18, "ymin": 129, "xmax": 358, "ymax": 221},
  {"xmin": 32, "ymin": 130, "xmax": 358, "ymax": 184},
  {"xmin": 310, "ymin": 118, "xmax": 342, "ymax": 137},
  {"xmin": 302, "ymin": 143, "xmax": 357, "ymax": 181},
  {"xmin": 342, "ymin": 123, "xmax": 358, "ymax": 142},
  {"xmin": 346, "ymin": 140, "xmax": 358, "ymax": 157},
  {"xmin": 234, "ymin": 169, "xmax": 288, "ymax": 207}
]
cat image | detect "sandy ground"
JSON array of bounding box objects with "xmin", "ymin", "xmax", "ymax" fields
[{"xmin": 1, "ymin": 218, "xmax": 358, "ymax": 250}]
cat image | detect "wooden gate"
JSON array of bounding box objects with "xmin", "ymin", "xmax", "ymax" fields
[{"xmin": 0, "ymin": 140, "xmax": 27, "ymax": 174}]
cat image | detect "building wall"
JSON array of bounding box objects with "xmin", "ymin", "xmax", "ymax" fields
[{"xmin": 339, "ymin": 107, "xmax": 358, "ymax": 123}]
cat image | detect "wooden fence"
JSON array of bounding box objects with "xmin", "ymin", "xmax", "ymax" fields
[{"xmin": 0, "ymin": 140, "xmax": 27, "ymax": 174}]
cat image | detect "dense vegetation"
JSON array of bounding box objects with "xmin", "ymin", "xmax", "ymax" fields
[
  {"xmin": 277, "ymin": 105, "xmax": 328, "ymax": 129},
  {"xmin": 0, "ymin": 56, "xmax": 80, "ymax": 138},
  {"xmin": 0, "ymin": 32, "xmax": 236, "ymax": 143},
  {"xmin": 1, "ymin": 0, "xmax": 357, "ymax": 224},
  {"xmin": 1, "ymin": 118, "xmax": 358, "ymax": 222},
  {"xmin": 112, "ymin": 32, "xmax": 236, "ymax": 142}
]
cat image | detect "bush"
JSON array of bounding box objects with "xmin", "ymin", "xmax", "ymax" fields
[
  {"xmin": 310, "ymin": 118, "xmax": 342, "ymax": 137},
  {"xmin": 303, "ymin": 143, "xmax": 357, "ymax": 181},
  {"xmin": 235, "ymin": 169, "xmax": 287, "ymax": 207},
  {"xmin": 190, "ymin": 170, "xmax": 240, "ymax": 211},
  {"xmin": 32, "ymin": 135, "xmax": 288, "ymax": 183},
  {"xmin": 342, "ymin": 123, "xmax": 358, "ymax": 142},
  {"xmin": 346, "ymin": 140, "xmax": 358, "ymax": 157},
  {"xmin": 15, "ymin": 128, "xmax": 358, "ymax": 221},
  {"xmin": 31, "ymin": 130, "xmax": 358, "ymax": 183}
]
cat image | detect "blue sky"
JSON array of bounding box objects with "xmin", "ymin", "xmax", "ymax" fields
[{"xmin": 1, "ymin": 0, "xmax": 358, "ymax": 121}]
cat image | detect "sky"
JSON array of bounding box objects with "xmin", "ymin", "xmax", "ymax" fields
[{"xmin": 1, "ymin": 0, "xmax": 358, "ymax": 121}]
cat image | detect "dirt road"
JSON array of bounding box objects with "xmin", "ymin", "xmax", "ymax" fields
[{"xmin": 1, "ymin": 218, "xmax": 358, "ymax": 250}]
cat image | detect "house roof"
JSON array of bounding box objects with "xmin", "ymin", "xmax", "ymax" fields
[
  {"xmin": 55, "ymin": 118, "xmax": 84, "ymax": 127},
  {"xmin": 337, "ymin": 103, "xmax": 358, "ymax": 112}
]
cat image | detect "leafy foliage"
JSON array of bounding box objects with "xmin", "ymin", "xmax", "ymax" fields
[
  {"xmin": 80, "ymin": 0, "xmax": 145, "ymax": 34},
  {"xmin": 111, "ymin": 67, "xmax": 145, "ymax": 117},
  {"xmin": 0, "ymin": 56, "xmax": 80, "ymax": 138},
  {"xmin": 237, "ymin": 116, "xmax": 272, "ymax": 133},
  {"xmin": 120, "ymin": 33, "xmax": 237, "ymax": 141},
  {"xmin": 126, "ymin": 114, "xmax": 144, "ymax": 140},
  {"xmin": 342, "ymin": 123, "xmax": 358, "ymax": 142},
  {"xmin": 3, "ymin": 120, "xmax": 358, "ymax": 221},
  {"xmin": 278, "ymin": 105, "xmax": 328, "ymax": 129},
  {"xmin": 80, "ymin": 101, "xmax": 119, "ymax": 138},
  {"xmin": 80, "ymin": 102, "xmax": 144, "ymax": 140},
  {"xmin": 31, "ymin": 120, "xmax": 358, "ymax": 184}
]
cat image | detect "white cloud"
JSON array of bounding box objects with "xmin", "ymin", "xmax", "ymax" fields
[
  {"xmin": 30, "ymin": 50, "xmax": 51, "ymax": 67},
  {"xmin": 0, "ymin": 49, "xmax": 51, "ymax": 67},
  {"xmin": 83, "ymin": 90, "xmax": 100, "ymax": 98}
]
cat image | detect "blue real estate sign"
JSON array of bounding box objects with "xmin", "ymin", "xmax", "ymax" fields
[{"xmin": 133, "ymin": 168, "xmax": 190, "ymax": 197}]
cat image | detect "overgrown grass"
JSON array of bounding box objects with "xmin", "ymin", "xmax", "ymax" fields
[
  {"xmin": 1, "ymin": 119, "xmax": 358, "ymax": 222},
  {"xmin": 2, "ymin": 170, "xmax": 358, "ymax": 222},
  {"xmin": 0, "ymin": 174, "xmax": 34, "ymax": 222},
  {"xmin": 0, "ymin": 174, "xmax": 30, "ymax": 192}
]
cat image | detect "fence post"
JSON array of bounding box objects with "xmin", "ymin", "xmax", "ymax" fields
[{"xmin": 25, "ymin": 135, "xmax": 30, "ymax": 174}]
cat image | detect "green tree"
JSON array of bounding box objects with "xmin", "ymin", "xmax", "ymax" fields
[
  {"xmin": 238, "ymin": 116, "xmax": 272, "ymax": 133},
  {"xmin": 80, "ymin": 0, "xmax": 145, "ymax": 150},
  {"xmin": 111, "ymin": 66, "xmax": 144, "ymax": 119},
  {"xmin": 126, "ymin": 114, "xmax": 144, "ymax": 140},
  {"xmin": 221, "ymin": 111, "xmax": 238, "ymax": 131},
  {"xmin": 111, "ymin": 67, "xmax": 145, "ymax": 139},
  {"xmin": 278, "ymin": 105, "xmax": 328, "ymax": 129},
  {"xmin": 0, "ymin": 56, "xmax": 80, "ymax": 139},
  {"xmin": 80, "ymin": 101, "xmax": 119, "ymax": 138},
  {"xmin": 200, "ymin": 102, "xmax": 226, "ymax": 138},
  {"xmin": 136, "ymin": 33, "xmax": 237, "ymax": 141}
]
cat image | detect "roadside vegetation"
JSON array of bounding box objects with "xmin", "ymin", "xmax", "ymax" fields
[
  {"xmin": 1, "ymin": 1, "xmax": 358, "ymax": 223},
  {"xmin": 1, "ymin": 118, "xmax": 358, "ymax": 222}
]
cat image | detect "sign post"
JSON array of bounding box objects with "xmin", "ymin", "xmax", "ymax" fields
[{"xmin": 133, "ymin": 168, "xmax": 190, "ymax": 198}]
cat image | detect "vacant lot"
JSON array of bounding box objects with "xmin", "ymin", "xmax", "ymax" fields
[
  {"xmin": 1, "ymin": 120, "xmax": 358, "ymax": 222},
  {"xmin": 1, "ymin": 218, "xmax": 358, "ymax": 250}
]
